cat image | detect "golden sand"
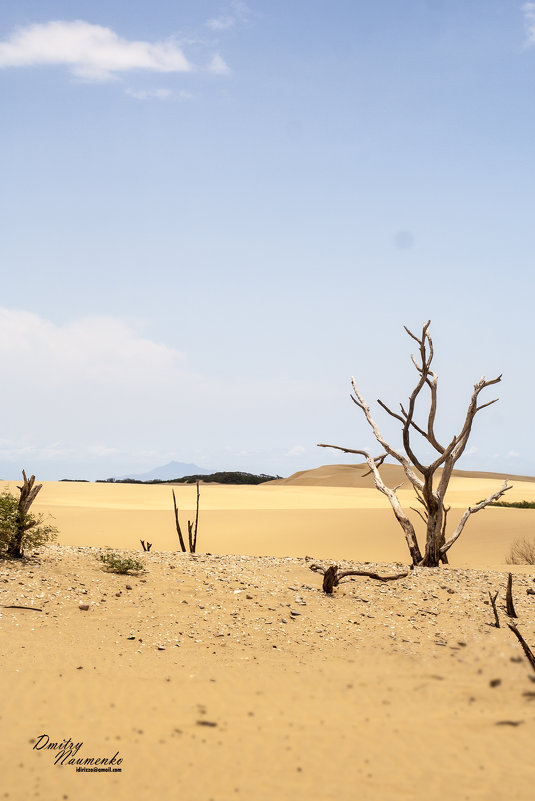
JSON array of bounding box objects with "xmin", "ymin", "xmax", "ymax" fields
[{"xmin": 1, "ymin": 465, "xmax": 534, "ymax": 799}]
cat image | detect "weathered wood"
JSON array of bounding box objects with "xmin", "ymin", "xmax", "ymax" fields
[
  {"xmin": 7, "ymin": 471, "xmax": 43, "ymax": 559},
  {"xmin": 322, "ymin": 565, "xmax": 339, "ymax": 594},
  {"xmin": 337, "ymin": 568, "xmax": 409, "ymax": 582},
  {"xmin": 318, "ymin": 323, "xmax": 509, "ymax": 566},
  {"xmin": 440, "ymin": 482, "xmax": 512, "ymax": 557},
  {"xmin": 140, "ymin": 539, "xmax": 152, "ymax": 552},
  {"xmin": 192, "ymin": 480, "xmax": 200, "ymax": 553},
  {"xmin": 489, "ymin": 590, "xmax": 500, "ymax": 628},
  {"xmin": 508, "ymin": 623, "xmax": 535, "ymax": 672},
  {"xmin": 188, "ymin": 520, "xmax": 194, "ymax": 553},
  {"xmin": 0, "ymin": 605, "xmax": 42, "ymax": 611},
  {"xmin": 312, "ymin": 563, "xmax": 409, "ymax": 595},
  {"xmin": 506, "ymin": 573, "xmax": 518, "ymax": 618},
  {"xmin": 172, "ymin": 490, "xmax": 187, "ymax": 552},
  {"xmin": 173, "ymin": 484, "xmax": 200, "ymax": 553}
]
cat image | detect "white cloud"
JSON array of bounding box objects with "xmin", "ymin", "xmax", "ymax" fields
[
  {"xmin": 288, "ymin": 446, "xmax": 306, "ymax": 456},
  {"xmin": 207, "ymin": 16, "xmax": 235, "ymax": 32},
  {"xmin": 0, "ymin": 20, "xmax": 192, "ymax": 81},
  {"xmin": 124, "ymin": 87, "xmax": 194, "ymax": 101},
  {"xmin": 125, "ymin": 87, "xmax": 173, "ymax": 100},
  {"xmin": 208, "ymin": 53, "xmax": 231, "ymax": 74},
  {"xmin": 206, "ymin": 2, "xmax": 251, "ymax": 31},
  {"xmin": 0, "ymin": 308, "xmax": 339, "ymax": 477},
  {"xmin": 523, "ymin": 3, "xmax": 535, "ymax": 46},
  {"xmin": 506, "ymin": 450, "xmax": 520, "ymax": 459}
]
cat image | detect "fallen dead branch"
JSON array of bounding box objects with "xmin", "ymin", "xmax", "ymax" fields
[
  {"xmin": 508, "ymin": 622, "xmax": 535, "ymax": 673},
  {"xmin": 0, "ymin": 605, "xmax": 43, "ymax": 611},
  {"xmin": 309, "ymin": 563, "xmax": 409, "ymax": 594}
]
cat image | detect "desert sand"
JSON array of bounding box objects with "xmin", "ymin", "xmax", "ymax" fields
[{"xmin": 1, "ymin": 464, "xmax": 535, "ymax": 800}]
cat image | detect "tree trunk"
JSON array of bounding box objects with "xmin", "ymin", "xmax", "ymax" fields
[
  {"xmin": 422, "ymin": 515, "xmax": 443, "ymax": 566},
  {"xmin": 6, "ymin": 471, "xmax": 42, "ymax": 559}
]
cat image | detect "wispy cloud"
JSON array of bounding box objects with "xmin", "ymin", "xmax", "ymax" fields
[
  {"xmin": 207, "ymin": 53, "xmax": 231, "ymax": 74},
  {"xmin": 0, "ymin": 20, "xmax": 192, "ymax": 81},
  {"xmin": 125, "ymin": 87, "xmax": 194, "ymax": 101},
  {"xmin": 288, "ymin": 446, "xmax": 306, "ymax": 456},
  {"xmin": 206, "ymin": 2, "xmax": 251, "ymax": 32},
  {"xmin": 523, "ymin": 3, "xmax": 535, "ymax": 46},
  {"xmin": 206, "ymin": 16, "xmax": 235, "ymax": 32},
  {"xmin": 0, "ymin": 308, "xmax": 338, "ymax": 476}
]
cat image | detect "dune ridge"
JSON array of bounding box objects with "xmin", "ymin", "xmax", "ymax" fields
[{"xmin": 269, "ymin": 462, "xmax": 535, "ymax": 488}]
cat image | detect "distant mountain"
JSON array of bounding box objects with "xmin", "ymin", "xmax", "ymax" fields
[{"xmin": 118, "ymin": 461, "xmax": 213, "ymax": 482}]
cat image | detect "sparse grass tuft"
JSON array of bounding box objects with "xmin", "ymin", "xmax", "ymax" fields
[
  {"xmin": 505, "ymin": 538, "xmax": 535, "ymax": 565},
  {"xmin": 98, "ymin": 552, "xmax": 144, "ymax": 574}
]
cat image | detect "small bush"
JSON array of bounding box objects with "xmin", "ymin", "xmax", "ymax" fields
[
  {"xmin": 486, "ymin": 500, "xmax": 535, "ymax": 509},
  {"xmin": 98, "ymin": 552, "xmax": 144, "ymax": 574},
  {"xmin": 505, "ymin": 538, "xmax": 535, "ymax": 565},
  {"xmin": 0, "ymin": 490, "xmax": 58, "ymax": 557}
]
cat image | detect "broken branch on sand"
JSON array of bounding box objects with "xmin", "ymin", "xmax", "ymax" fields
[
  {"xmin": 508, "ymin": 622, "xmax": 535, "ymax": 673},
  {"xmin": 309, "ymin": 563, "xmax": 409, "ymax": 595}
]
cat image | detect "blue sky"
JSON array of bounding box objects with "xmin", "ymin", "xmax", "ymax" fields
[{"xmin": 0, "ymin": 1, "xmax": 534, "ymax": 480}]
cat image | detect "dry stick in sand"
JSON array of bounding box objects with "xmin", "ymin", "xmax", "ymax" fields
[
  {"xmin": 310, "ymin": 563, "xmax": 409, "ymax": 595},
  {"xmin": 173, "ymin": 481, "xmax": 200, "ymax": 553},
  {"xmin": 172, "ymin": 490, "xmax": 187, "ymax": 552},
  {"xmin": 489, "ymin": 591, "xmax": 500, "ymax": 628},
  {"xmin": 506, "ymin": 573, "xmax": 518, "ymax": 618},
  {"xmin": 140, "ymin": 540, "xmax": 152, "ymax": 552},
  {"xmin": 508, "ymin": 623, "xmax": 535, "ymax": 673},
  {"xmin": 0, "ymin": 605, "xmax": 42, "ymax": 611},
  {"xmin": 188, "ymin": 481, "xmax": 201, "ymax": 554}
]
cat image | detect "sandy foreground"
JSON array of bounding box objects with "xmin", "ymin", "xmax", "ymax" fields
[{"xmin": 1, "ymin": 467, "xmax": 535, "ymax": 800}]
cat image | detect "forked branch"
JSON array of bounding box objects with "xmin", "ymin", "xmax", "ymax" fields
[{"xmin": 440, "ymin": 481, "xmax": 512, "ymax": 555}]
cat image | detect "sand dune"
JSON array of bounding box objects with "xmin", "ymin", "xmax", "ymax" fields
[
  {"xmin": 2, "ymin": 547, "xmax": 535, "ymax": 801},
  {"xmin": 2, "ymin": 465, "xmax": 535, "ymax": 800},
  {"xmin": 269, "ymin": 462, "xmax": 535, "ymax": 487},
  {"xmin": 3, "ymin": 465, "xmax": 534, "ymax": 567}
]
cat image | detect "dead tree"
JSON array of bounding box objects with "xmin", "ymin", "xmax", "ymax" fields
[
  {"xmin": 172, "ymin": 481, "xmax": 200, "ymax": 553},
  {"xmin": 7, "ymin": 471, "xmax": 43, "ymax": 559},
  {"xmin": 140, "ymin": 540, "xmax": 152, "ymax": 552},
  {"xmin": 319, "ymin": 321, "xmax": 512, "ymax": 567}
]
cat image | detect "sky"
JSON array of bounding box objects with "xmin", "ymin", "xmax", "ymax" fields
[{"xmin": 0, "ymin": 0, "xmax": 534, "ymax": 480}]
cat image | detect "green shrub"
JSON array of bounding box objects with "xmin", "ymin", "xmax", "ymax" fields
[
  {"xmin": 0, "ymin": 490, "xmax": 58, "ymax": 557},
  {"xmin": 485, "ymin": 500, "xmax": 535, "ymax": 509},
  {"xmin": 505, "ymin": 538, "xmax": 535, "ymax": 565},
  {"xmin": 98, "ymin": 552, "xmax": 144, "ymax": 574}
]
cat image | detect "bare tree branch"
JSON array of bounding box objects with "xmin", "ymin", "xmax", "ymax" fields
[
  {"xmin": 440, "ymin": 481, "xmax": 512, "ymax": 555},
  {"xmin": 317, "ymin": 444, "xmax": 423, "ymax": 564},
  {"xmin": 319, "ymin": 322, "xmax": 508, "ymax": 566}
]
